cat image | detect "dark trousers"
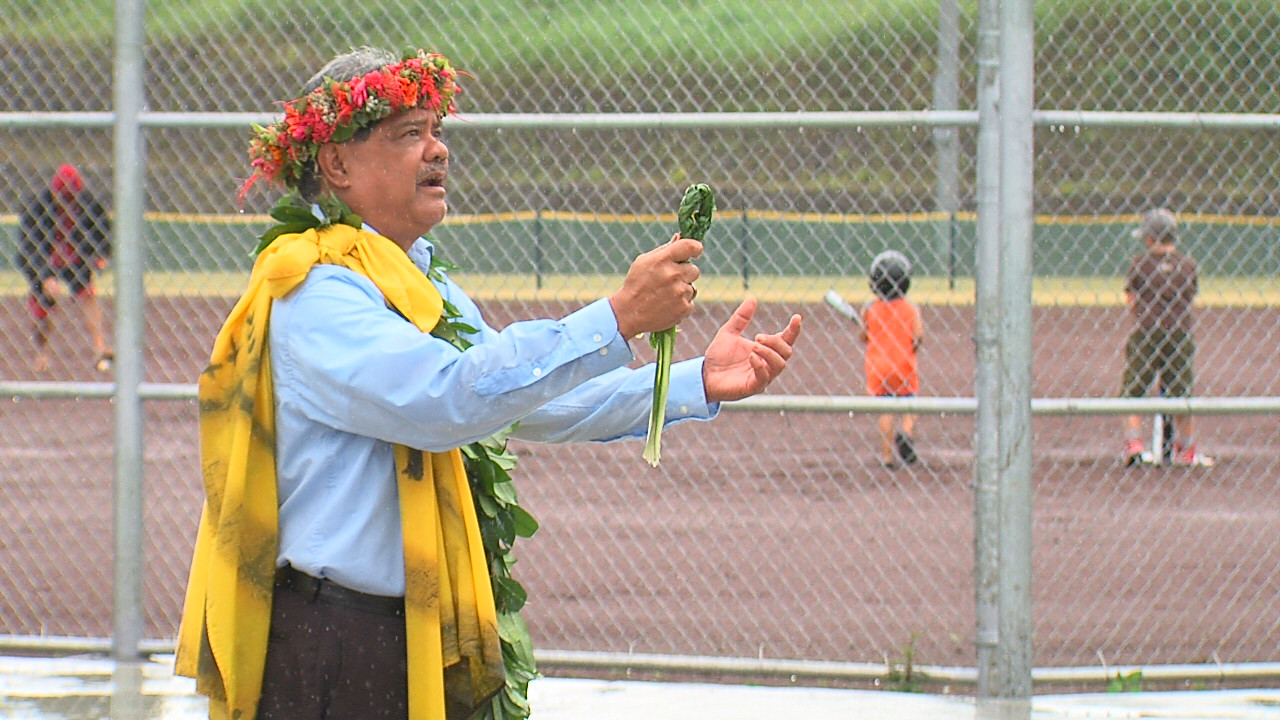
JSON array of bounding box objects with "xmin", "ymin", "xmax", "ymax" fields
[{"xmin": 256, "ymin": 579, "xmax": 409, "ymax": 719}]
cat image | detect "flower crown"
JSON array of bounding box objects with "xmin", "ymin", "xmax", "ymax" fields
[{"xmin": 240, "ymin": 49, "xmax": 461, "ymax": 200}]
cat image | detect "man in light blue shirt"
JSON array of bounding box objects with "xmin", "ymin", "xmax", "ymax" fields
[
  {"xmin": 270, "ymin": 236, "xmax": 731, "ymax": 598},
  {"xmin": 194, "ymin": 46, "xmax": 802, "ymax": 720}
]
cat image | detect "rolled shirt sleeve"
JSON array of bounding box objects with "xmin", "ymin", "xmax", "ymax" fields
[{"xmin": 269, "ymin": 263, "xmax": 716, "ymax": 454}]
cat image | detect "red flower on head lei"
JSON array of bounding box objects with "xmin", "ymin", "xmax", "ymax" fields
[{"xmin": 239, "ymin": 49, "xmax": 461, "ymax": 203}]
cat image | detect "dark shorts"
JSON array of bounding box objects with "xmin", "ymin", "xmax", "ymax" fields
[
  {"xmin": 27, "ymin": 263, "xmax": 96, "ymax": 320},
  {"xmin": 1120, "ymin": 327, "xmax": 1195, "ymax": 398}
]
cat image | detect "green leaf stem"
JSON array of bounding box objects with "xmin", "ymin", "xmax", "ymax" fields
[{"xmin": 643, "ymin": 183, "xmax": 715, "ymax": 466}]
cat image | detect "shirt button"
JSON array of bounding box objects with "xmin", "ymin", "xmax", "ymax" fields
[
  {"xmin": 592, "ymin": 333, "xmax": 603, "ymax": 343},
  {"xmin": 532, "ymin": 367, "xmax": 543, "ymax": 377},
  {"xmin": 599, "ymin": 347, "xmax": 609, "ymax": 356},
  {"xmin": 679, "ymin": 405, "xmax": 689, "ymax": 415}
]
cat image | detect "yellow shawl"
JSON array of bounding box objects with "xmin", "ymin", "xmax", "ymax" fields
[{"xmin": 175, "ymin": 224, "xmax": 505, "ymax": 720}]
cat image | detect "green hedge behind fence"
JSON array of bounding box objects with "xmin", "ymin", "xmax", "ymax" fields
[
  {"xmin": 436, "ymin": 215, "xmax": 1280, "ymax": 280},
  {"xmin": 3, "ymin": 213, "xmax": 1278, "ymax": 284}
]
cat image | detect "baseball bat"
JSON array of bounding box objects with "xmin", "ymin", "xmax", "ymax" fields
[{"xmin": 823, "ymin": 289, "xmax": 864, "ymax": 329}]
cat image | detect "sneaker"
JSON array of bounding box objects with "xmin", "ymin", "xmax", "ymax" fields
[
  {"xmin": 1123, "ymin": 439, "xmax": 1145, "ymax": 467},
  {"xmin": 895, "ymin": 432, "xmax": 917, "ymax": 465},
  {"xmin": 95, "ymin": 351, "xmax": 114, "ymax": 374},
  {"xmin": 1172, "ymin": 442, "xmax": 1197, "ymax": 466}
]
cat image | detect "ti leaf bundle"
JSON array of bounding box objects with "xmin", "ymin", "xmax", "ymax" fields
[{"xmin": 643, "ymin": 183, "xmax": 715, "ymax": 466}]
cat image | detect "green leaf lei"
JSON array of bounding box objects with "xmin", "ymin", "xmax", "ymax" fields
[{"xmin": 256, "ymin": 192, "xmax": 540, "ymax": 720}]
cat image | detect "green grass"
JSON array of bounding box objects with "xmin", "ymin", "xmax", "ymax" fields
[
  {"xmin": 7, "ymin": 0, "xmax": 1279, "ymax": 116},
  {"xmin": 3, "ymin": 1, "xmax": 1277, "ymax": 217},
  {"xmin": 8, "ymin": 0, "xmax": 918, "ymax": 49}
]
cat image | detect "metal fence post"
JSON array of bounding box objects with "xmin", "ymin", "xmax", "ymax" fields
[
  {"xmin": 933, "ymin": 0, "xmax": 961, "ymax": 276},
  {"xmin": 110, "ymin": 0, "xmax": 148, "ymax": 662},
  {"xmin": 973, "ymin": 0, "xmax": 1002, "ymax": 698},
  {"xmin": 995, "ymin": 0, "xmax": 1035, "ymax": 700}
]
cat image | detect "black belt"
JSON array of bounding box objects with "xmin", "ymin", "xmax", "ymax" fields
[{"xmin": 276, "ymin": 565, "xmax": 405, "ymax": 617}]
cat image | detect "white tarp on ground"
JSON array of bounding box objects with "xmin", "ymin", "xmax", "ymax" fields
[{"xmin": 1, "ymin": 655, "xmax": 1279, "ymax": 720}]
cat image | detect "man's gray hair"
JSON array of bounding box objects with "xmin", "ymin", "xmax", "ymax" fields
[
  {"xmin": 301, "ymin": 46, "xmax": 398, "ymax": 95},
  {"xmin": 1131, "ymin": 207, "xmax": 1178, "ymax": 244},
  {"xmin": 297, "ymin": 47, "xmax": 397, "ymax": 200}
]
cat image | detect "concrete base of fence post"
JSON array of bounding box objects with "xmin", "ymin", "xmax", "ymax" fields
[{"xmin": 976, "ymin": 697, "xmax": 1031, "ymax": 720}]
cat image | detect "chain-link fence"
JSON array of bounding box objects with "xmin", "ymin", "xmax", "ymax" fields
[{"xmin": 2, "ymin": 0, "xmax": 1278, "ymax": 696}]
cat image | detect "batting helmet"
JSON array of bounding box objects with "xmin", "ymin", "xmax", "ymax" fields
[{"xmin": 869, "ymin": 250, "xmax": 912, "ymax": 300}]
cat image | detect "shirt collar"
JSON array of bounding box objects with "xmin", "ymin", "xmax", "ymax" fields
[{"xmin": 307, "ymin": 203, "xmax": 436, "ymax": 264}]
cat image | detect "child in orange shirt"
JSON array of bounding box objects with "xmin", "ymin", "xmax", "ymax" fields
[{"xmin": 859, "ymin": 251, "xmax": 924, "ymax": 467}]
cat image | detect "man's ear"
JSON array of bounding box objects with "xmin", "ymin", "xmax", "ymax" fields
[{"xmin": 316, "ymin": 144, "xmax": 352, "ymax": 189}]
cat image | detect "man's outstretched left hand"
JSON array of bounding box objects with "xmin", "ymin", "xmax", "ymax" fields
[{"xmin": 702, "ymin": 297, "xmax": 802, "ymax": 403}]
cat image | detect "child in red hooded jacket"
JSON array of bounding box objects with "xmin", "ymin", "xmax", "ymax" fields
[{"xmin": 15, "ymin": 164, "xmax": 113, "ymax": 373}]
